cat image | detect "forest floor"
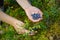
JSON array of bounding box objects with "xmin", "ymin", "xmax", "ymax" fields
[{"xmin": 0, "ymin": 0, "xmax": 60, "ymax": 40}]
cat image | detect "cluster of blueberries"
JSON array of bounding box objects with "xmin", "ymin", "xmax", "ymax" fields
[
  {"xmin": 29, "ymin": 27, "xmax": 39, "ymax": 35},
  {"xmin": 31, "ymin": 13, "xmax": 41, "ymax": 20}
]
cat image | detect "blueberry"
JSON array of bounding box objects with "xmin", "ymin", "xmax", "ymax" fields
[
  {"xmin": 32, "ymin": 28, "xmax": 40, "ymax": 31},
  {"xmin": 29, "ymin": 31, "xmax": 33, "ymax": 34},
  {"xmin": 29, "ymin": 31, "xmax": 35, "ymax": 35},
  {"xmin": 31, "ymin": 13, "xmax": 41, "ymax": 20},
  {"xmin": 32, "ymin": 27, "xmax": 38, "ymax": 31}
]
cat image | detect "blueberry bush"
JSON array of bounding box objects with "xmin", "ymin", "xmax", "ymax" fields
[{"xmin": 0, "ymin": 0, "xmax": 60, "ymax": 40}]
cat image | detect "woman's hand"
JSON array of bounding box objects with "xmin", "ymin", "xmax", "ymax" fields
[
  {"xmin": 16, "ymin": 0, "xmax": 43, "ymax": 22},
  {"xmin": 12, "ymin": 20, "xmax": 35, "ymax": 35},
  {"xmin": 12, "ymin": 20, "xmax": 29, "ymax": 34},
  {"xmin": 25, "ymin": 6, "xmax": 43, "ymax": 22}
]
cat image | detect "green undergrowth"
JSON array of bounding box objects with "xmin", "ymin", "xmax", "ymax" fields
[{"xmin": 0, "ymin": 0, "xmax": 60, "ymax": 40}]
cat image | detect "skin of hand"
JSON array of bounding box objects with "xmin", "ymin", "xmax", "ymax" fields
[
  {"xmin": 13, "ymin": 20, "xmax": 30, "ymax": 34},
  {"xmin": 25, "ymin": 6, "xmax": 43, "ymax": 22},
  {"xmin": 16, "ymin": 0, "xmax": 43, "ymax": 22},
  {"xmin": 0, "ymin": 10, "xmax": 30, "ymax": 34}
]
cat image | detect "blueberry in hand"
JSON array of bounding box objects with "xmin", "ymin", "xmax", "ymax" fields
[{"xmin": 31, "ymin": 13, "xmax": 41, "ymax": 20}]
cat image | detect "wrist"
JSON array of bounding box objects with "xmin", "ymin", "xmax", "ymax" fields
[
  {"xmin": 23, "ymin": 4, "xmax": 32, "ymax": 10},
  {"xmin": 12, "ymin": 19, "xmax": 24, "ymax": 26},
  {"xmin": 24, "ymin": 5, "xmax": 33, "ymax": 11},
  {"xmin": 16, "ymin": 0, "xmax": 32, "ymax": 10}
]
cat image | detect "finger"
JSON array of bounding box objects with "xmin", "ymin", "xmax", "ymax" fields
[
  {"xmin": 38, "ymin": 10, "xmax": 43, "ymax": 16},
  {"xmin": 33, "ymin": 18, "xmax": 43, "ymax": 22}
]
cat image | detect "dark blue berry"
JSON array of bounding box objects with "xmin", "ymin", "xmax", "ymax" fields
[
  {"xmin": 31, "ymin": 13, "xmax": 41, "ymax": 20},
  {"xmin": 32, "ymin": 27, "xmax": 41, "ymax": 31},
  {"xmin": 29, "ymin": 31, "xmax": 35, "ymax": 35},
  {"xmin": 29, "ymin": 31, "xmax": 32, "ymax": 34},
  {"xmin": 32, "ymin": 27, "xmax": 38, "ymax": 31}
]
